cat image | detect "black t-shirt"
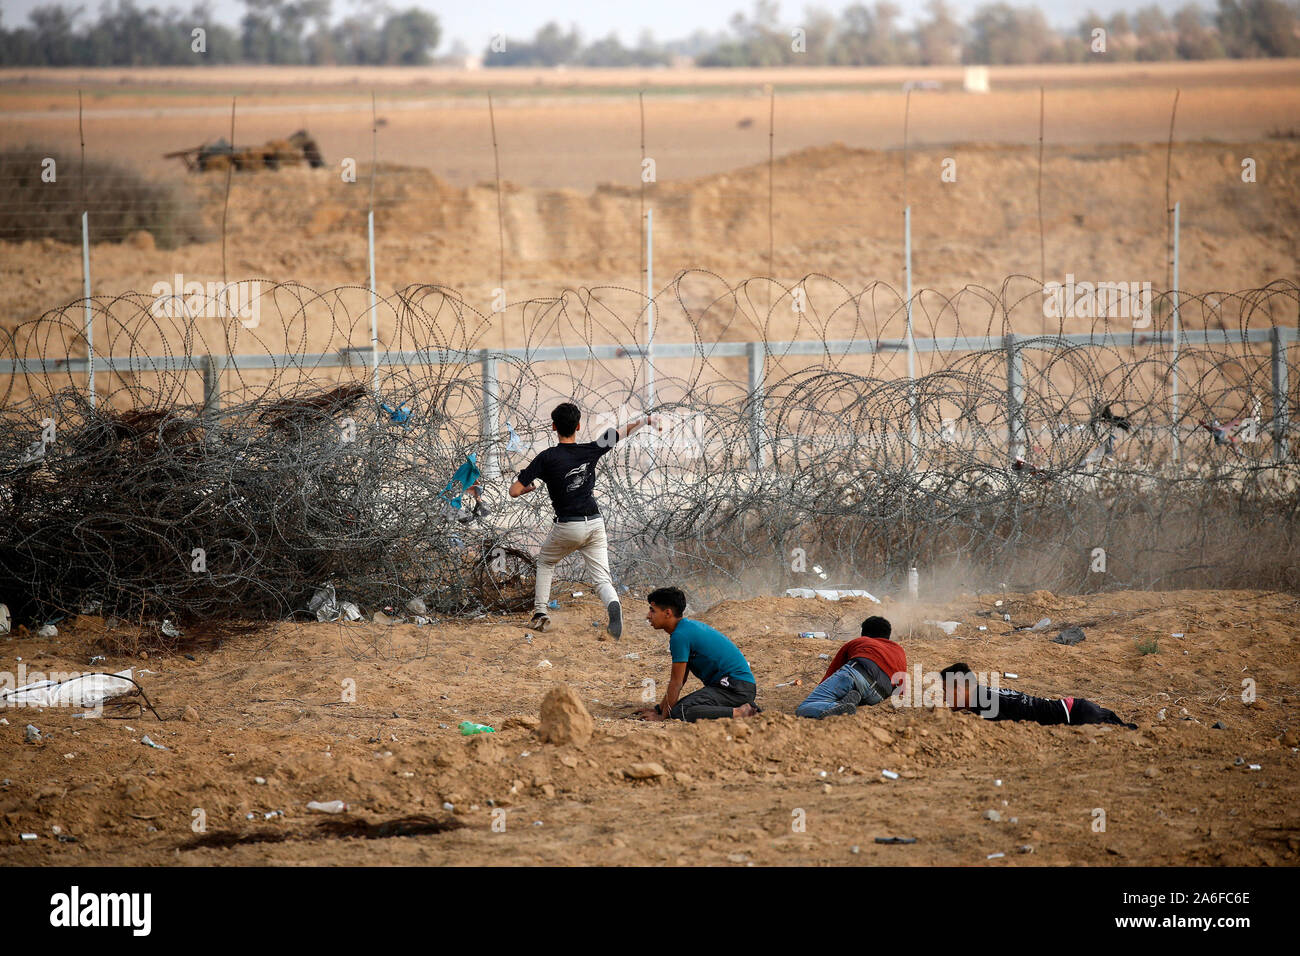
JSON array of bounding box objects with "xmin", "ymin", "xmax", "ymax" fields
[
  {"xmin": 518, "ymin": 427, "xmax": 620, "ymax": 519},
  {"xmin": 969, "ymin": 688, "xmax": 1071, "ymax": 724}
]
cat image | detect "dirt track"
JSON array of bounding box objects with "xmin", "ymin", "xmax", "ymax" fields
[{"xmin": 2, "ymin": 587, "xmax": 1297, "ymax": 865}]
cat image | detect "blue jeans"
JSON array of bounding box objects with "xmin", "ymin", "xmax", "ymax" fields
[{"xmin": 796, "ymin": 663, "xmax": 884, "ymax": 718}]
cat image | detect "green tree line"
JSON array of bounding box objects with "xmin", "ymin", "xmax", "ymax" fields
[
  {"xmin": 0, "ymin": 0, "xmax": 440, "ymax": 66},
  {"xmin": 2, "ymin": 0, "xmax": 1298, "ymax": 67}
]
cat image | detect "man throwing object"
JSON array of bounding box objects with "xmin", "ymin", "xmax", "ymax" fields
[{"xmin": 510, "ymin": 402, "xmax": 653, "ymax": 637}]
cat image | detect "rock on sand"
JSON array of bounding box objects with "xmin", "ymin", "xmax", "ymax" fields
[{"xmin": 538, "ymin": 684, "xmax": 594, "ymax": 746}]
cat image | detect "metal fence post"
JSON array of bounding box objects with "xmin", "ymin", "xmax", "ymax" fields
[
  {"xmin": 481, "ymin": 352, "xmax": 500, "ymax": 480},
  {"xmin": 747, "ymin": 341, "xmax": 765, "ymax": 471},
  {"xmin": 1006, "ymin": 332, "xmax": 1024, "ymax": 460},
  {"xmin": 1272, "ymin": 326, "xmax": 1290, "ymax": 463},
  {"xmin": 199, "ymin": 355, "xmax": 221, "ymax": 416}
]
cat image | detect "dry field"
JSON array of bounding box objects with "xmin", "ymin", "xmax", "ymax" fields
[
  {"xmin": 0, "ymin": 587, "xmax": 1297, "ymax": 865},
  {"xmin": 1, "ymin": 64, "xmax": 1298, "ymax": 868}
]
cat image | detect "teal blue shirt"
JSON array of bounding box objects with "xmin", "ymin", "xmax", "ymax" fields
[{"xmin": 668, "ymin": 618, "xmax": 755, "ymax": 687}]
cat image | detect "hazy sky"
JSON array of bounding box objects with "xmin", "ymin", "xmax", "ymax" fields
[{"xmin": 0, "ymin": 0, "xmax": 1190, "ymax": 49}]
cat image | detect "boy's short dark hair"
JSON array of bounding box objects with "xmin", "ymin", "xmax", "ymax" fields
[
  {"xmin": 861, "ymin": 615, "xmax": 892, "ymax": 639},
  {"xmin": 552, "ymin": 402, "xmax": 581, "ymax": 437},
  {"xmin": 647, "ymin": 586, "xmax": 686, "ymax": 617},
  {"xmin": 939, "ymin": 662, "xmax": 973, "ymax": 678}
]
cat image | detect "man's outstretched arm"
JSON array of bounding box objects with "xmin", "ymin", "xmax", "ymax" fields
[{"xmin": 509, "ymin": 478, "xmax": 535, "ymax": 498}]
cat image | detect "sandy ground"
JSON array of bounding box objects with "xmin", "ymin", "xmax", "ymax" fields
[{"xmin": 1, "ymin": 587, "xmax": 1297, "ymax": 866}]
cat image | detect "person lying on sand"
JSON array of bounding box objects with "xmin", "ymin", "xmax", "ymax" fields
[
  {"xmin": 938, "ymin": 662, "xmax": 1137, "ymax": 728},
  {"xmin": 636, "ymin": 586, "xmax": 760, "ymax": 722},
  {"xmin": 796, "ymin": 615, "xmax": 906, "ymax": 718}
]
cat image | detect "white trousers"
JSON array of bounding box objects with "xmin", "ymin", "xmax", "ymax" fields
[{"xmin": 534, "ymin": 517, "xmax": 619, "ymax": 615}]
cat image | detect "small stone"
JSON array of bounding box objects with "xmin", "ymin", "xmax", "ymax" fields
[
  {"xmin": 1144, "ymin": 766, "xmax": 1159, "ymax": 777},
  {"xmin": 36, "ymin": 624, "xmax": 57, "ymax": 639},
  {"xmin": 255, "ymin": 776, "xmax": 267, "ymax": 785},
  {"xmin": 182, "ymin": 706, "xmax": 200, "ymax": 722},
  {"xmin": 24, "ymin": 725, "xmax": 41, "ymax": 743},
  {"xmin": 1017, "ymin": 844, "xmax": 1034, "ymax": 854},
  {"xmin": 626, "ymin": 762, "xmax": 668, "ymax": 779},
  {"xmin": 1157, "ymin": 708, "xmax": 1167, "ymax": 721},
  {"xmin": 850, "ymin": 845, "xmax": 860, "ymax": 854},
  {"xmin": 538, "ymin": 685, "xmax": 594, "ymax": 747},
  {"xmin": 983, "ymin": 809, "xmax": 1002, "ymax": 822},
  {"xmin": 1212, "ymin": 721, "xmax": 1226, "ymax": 730}
]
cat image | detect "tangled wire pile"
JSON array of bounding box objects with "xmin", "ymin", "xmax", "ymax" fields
[{"xmin": 2, "ymin": 273, "xmax": 1298, "ymax": 628}]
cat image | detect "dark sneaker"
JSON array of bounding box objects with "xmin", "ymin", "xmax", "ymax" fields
[
  {"xmin": 606, "ymin": 601, "xmax": 622, "ymax": 639},
  {"xmin": 473, "ymin": 500, "xmax": 491, "ymax": 518},
  {"xmin": 528, "ymin": 612, "xmax": 551, "ymax": 632},
  {"xmin": 823, "ymin": 700, "xmax": 858, "ymax": 717}
]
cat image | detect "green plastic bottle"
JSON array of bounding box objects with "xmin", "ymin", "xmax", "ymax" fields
[{"xmin": 459, "ymin": 720, "xmax": 495, "ymax": 735}]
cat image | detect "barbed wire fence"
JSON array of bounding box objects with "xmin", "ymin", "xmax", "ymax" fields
[{"xmin": 1, "ymin": 273, "xmax": 1297, "ymax": 637}]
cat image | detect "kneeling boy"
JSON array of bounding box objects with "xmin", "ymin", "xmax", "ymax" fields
[{"xmin": 638, "ymin": 586, "xmax": 759, "ymax": 722}]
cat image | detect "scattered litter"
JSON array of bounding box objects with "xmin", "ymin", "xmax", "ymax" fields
[
  {"xmin": 140, "ymin": 735, "xmax": 168, "ymax": 750},
  {"xmin": 548, "ymin": 599, "xmax": 560, "ymax": 610},
  {"xmin": 306, "ymin": 800, "xmax": 348, "ymax": 814},
  {"xmin": 372, "ymin": 610, "xmax": 401, "ymax": 626},
  {"xmin": 89, "ymin": 655, "xmax": 105, "ymax": 664},
  {"xmin": 925, "ymin": 620, "xmax": 960, "ymax": 635},
  {"xmin": 571, "ymin": 591, "xmax": 584, "ymax": 598},
  {"xmin": 1003, "ymin": 614, "xmax": 1011, "ymax": 622},
  {"xmin": 812, "ymin": 565, "xmax": 829, "ymax": 580},
  {"xmin": 798, "ymin": 631, "xmax": 828, "ymax": 639},
  {"xmin": 255, "ymin": 776, "xmax": 267, "ymax": 785},
  {"xmin": 986, "ymin": 852, "xmax": 1005, "ymax": 860},
  {"xmin": 459, "ymin": 721, "xmax": 494, "ymax": 735},
  {"xmin": 412, "ymin": 616, "xmax": 429, "ymax": 626},
  {"xmin": 977, "ymin": 625, "xmax": 988, "ymax": 631},
  {"xmin": 308, "ymin": 585, "xmax": 340, "ymax": 622},
  {"xmin": 406, "ymin": 597, "xmax": 428, "ymax": 615},
  {"xmin": 3, "ymin": 669, "xmax": 136, "ymax": 710},
  {"xmin": 994, "ymin": 779, "xmax": 1002, "ymax": 786},
  {"xmin": 984, "ymin": 809, "xmax": 1002, "ymax": 822},
  {"xmin": 536, "ymin": 660, "xmax": 553, "ymax": 669},
  {"xmin": 532, "ymin": 821, "xmax": 543, "ymax": 827},
  {"xmin": 1017, "ymin": 845, "xmax": 1034, "ymax": 854},
  {"xmin": 775, "ymin": 679, "xmax": 803, "ymax": 688},
  {"xmin": 339, "ymin": 602, "xmax": 362, "ymax": 622},
  {"xmin": 36, "ymin": 624, "xmax": 57, "ymax": 639},
  {"xmin": 1053, "ymin": 626, "xmax": 1086, "ymax": 646},
  {"xmin": 442, "ymin": 802, "xmax": 454, "ymax": 811},
  {"xmin": 160, "ymin": 619, "xmax": 182, "ymax": 639},
  {"xmin": 908, "ymin": 568, "xmax": 919, "ymax": 600},
  {"xmin": 1029, "ymin": 617, "xmax": 1052, "ymax": 632},
  {"xmin": 874, "ymin": 836, "xmax": 916, "ymax": 844},
  {"xmin": 523, "ymin": 634, "xmax": 532, "ymax": 644},
  {"xmin": 623, "ymin": 653, "xmax": 640, "ymax": 661},
  {"xmin": 1003, "ymin": 672, "xmax": 1018, "ymax": 679},
  {"xmin": 263, "ymin": 810, "xmax": 283, "ymax": 820},
  {"xmin": 0, "ymin": 603, "xmax": 8, "ymax": 635},
  {"xmin": 850, "ymin": 845, "xmax": 860, "ymax": 854},
  {"xmin": 1249, "ymin": 764, "xmax": 1262, "ymax": 771},
  {"xmin": 994, "ymin": 600, "xmax": 1003, "ymax": 607},
  {"xmin": 1156, "ymin": 708, "xmax": 1167, "ymax": 720},
  {"xmin": 881, "ymin": 769, "xmax": 900, "ymax": 780},
  {"xmin": 1171, "ymin": 632, "xmax": 1184, "ymax": 638},
  {"xmin": 818, "ymin": 653, "xmax": 830, "ymax": 660},
  {"xmin": 784, "ymin": 587, "xmax": 880, "ymax": 603},
  {"xmin": 24, "ymin": 725, "xmax": 41, "ymax": 743},
  {"xmin": 20, "ymin": 833, "xmax": 37, "ymax": 842}
]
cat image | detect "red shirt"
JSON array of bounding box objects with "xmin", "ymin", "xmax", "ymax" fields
[{"xmin": 820, "ymin": 637, "xmax": 907, "ymax": 687}]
